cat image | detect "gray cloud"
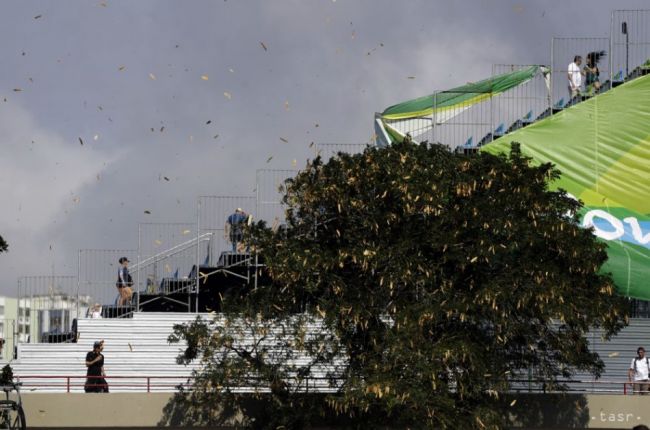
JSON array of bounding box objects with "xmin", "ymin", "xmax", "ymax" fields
[{"xmin": 1, "ymin": 0, "xmax": 648, "ymax": 294}]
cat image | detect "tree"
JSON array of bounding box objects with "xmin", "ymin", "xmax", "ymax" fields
[
  {"xmin": 0, "ymin": 235, "xmax": 7, "ymax": 254},
  {"xmin": 164, "ymin": 142, "xmax": 628, "ymax": 429}
]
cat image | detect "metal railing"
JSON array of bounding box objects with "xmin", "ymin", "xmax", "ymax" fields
[{"xmin": 13, "ymin": 374, "xmax": 649, "ymax": 395}]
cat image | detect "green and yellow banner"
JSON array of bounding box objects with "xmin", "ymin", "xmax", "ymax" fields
[{"xmin": 482, "ymin": 75, "xmax": 650, "ymax": 300}]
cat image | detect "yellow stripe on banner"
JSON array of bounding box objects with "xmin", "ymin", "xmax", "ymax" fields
[{"xmin": 381, "ymin": 93, "xmax": 493, "ymax": 121}]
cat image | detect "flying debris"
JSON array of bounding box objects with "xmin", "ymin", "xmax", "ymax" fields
[
  {"xmin": 34, "ymin": 14, "xmax": 42, "ymax": 19},
  {"xmin": 160, "ymin": 126, "xmax": 165, "ymax": 132},
  {"xmin": 163, "ymin": 176, "xmax": 170, "ymax": 181},
  {"xmin": 144, "ymin": 210, "xmax": 151, "ymax": 214},
  {"xmin": 118, "ymin": 65, "xmax": 126, "ymax": 71},
  {"xmin": 223, "ymin": 91, "xmax": 232, "ymax": 100},
  {"xmin": 206, "ymin": 120, "xmax": 212, "ymax": 125},
  {"xmin": 78, "ymin": 137, "xmax": 84, "ymax": 146},
  {"xmin": 407, "ymin": 76, "xmax": 416, "ymax": 80},
  {"xmin": 201, "ymin": 75, "xmax": 209, "ymax": 81},
  {"xmin": 93, "ymin": 134, "xmax": 99, "ymax": 141},
  {"xmin": 149, "ymin": 73, "xmax": 157, "ymax": 80},
  {"xmin": 279, "ymin": 137, "xmax": 289, "ymax": 143},
  {"xmin": 13, "ymin": 88, "xmax": 22, "ymax": 92},
  {"xmin": 284, "ymin": 101, "xmax": 290, "ymax": 111},
  {"xmin": 213, "ymin": 134, "xmax": 219, "ymax": 139},
  {"xmin": 266, "ymin": 156, "xmax": 273, "ymax": 163},
  {"xmin": 260, "ymin": 41, "xmax": 268, "ymax": 51}
]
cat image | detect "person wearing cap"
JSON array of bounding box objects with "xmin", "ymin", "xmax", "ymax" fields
[
  {"xmin": 225, "ymin": 208, "xmax": 248, "ymax": 253},
  {"xmin": 84, "ymin": 340, "xmax": 108, "ymax": 393},
  {"xmin": 116, "ymin": 257, "xmax": 133, "ymax": 306},
  {"xmin": 628, "ymin": 346, "xmax": 650, "ymax": 394}
]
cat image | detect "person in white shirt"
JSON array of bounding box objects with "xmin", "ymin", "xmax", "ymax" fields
[
  {"xmin": 628, "ymin": 347, "xmax": 650, "ymax": 394},
  {"xmin": 567, "ymin": 55, "xmax": 583, "ymax": 99}
]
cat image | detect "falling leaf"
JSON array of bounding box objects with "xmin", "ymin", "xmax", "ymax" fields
[
  {"xmin": 510, "ymin": 399, "xmax": 517, "ymax": 407},
  {"xmin": 260, "ymin": 41, "xmax": 268, "ymax": 51},
  {"xmin": 228, "ymin": 68, "xmax": 235, "ymax": 73},
  {"xmin": 127, "ymin": 343, "xmax": 133, "ymax": 351},
  {"xmin": 314, "ymin": 123, "xmax": 319, "ymax": 127},
  {"xmin": 72, "ymin": 197, "xmax": 80, "ymax": 204},
  {"xmin": 279, "ymin": 137, "xmax": 288, "ymax": 143},
  {"xmin": 149, "ymin": 73, "xmax": 157, "ymax": 80},
  {"xmin": 144, "ymin": 210, "xmax": 151, "ymax": 214},
  {"xmin": 201, "ymin": 75, "xmax": 209, "ymax": 81},
  {"xmin": 78, "ymin": 137, "xmax": 84, "ymax": 146},
  {"xmin": 284, "ymin": 100, "xmax": 290, "ymax": 111},
  {"xmin": 34, "ymin": 14, "xmax": 42, "ymax": 19},
  {"xmin": 266, "ymin": 156, "xmax": 273, "ymax": 163},
  {"xmin": 96, "ymin": 174, "xmax": 101, "ymax": 181},
  {"xmin": 182, "ymin": 229, "xmax": 191, "ymax": 235},
  {"xmin": 93, "ymin": 134, "xmax": 99, "ymax": 141},
  {"xmin": 291, "ymin": 159, "xmax": 297, "ymax": 167},
  {"xmin": 309, "ymin": 142, "xmax": 315, "ymax": 148},
  {"xmin": 223, "ymin": 91, "xmax": 232, "ymax": 100},
  {"xmin": 164, "ymin": 263, "xmax": 171, "ymax": 273},
  {"xmin": 160, "ymin": 126, "xmax": 165, "ymax": 132},
  {"xmin": 206, "ymin": 120, "xmax": 212, "ymax": 125},
  {"xmin": 154, "ymin": 240, "xmax": 162, "ymax": 246},
  {"xmin": 118, "ymin": 65, "xmax": 126, "ymax": 71},
  {"xmin": 13, "ymin": 88, "xmax": 22, "ymax": 92},
  {"xmin": 608, "ymin": 352, "xmax": 619, "ymax": 358},
  {"xmin": 163, "ymin": 176, "xmax": 170, "ymax": 181},
  {"xmin": 213, "ymin": 134, "xmax": 219, "ymax": 139},
  {"xmin": 407, "ymin": 76, "xmax": 416, "ymax": 79}
]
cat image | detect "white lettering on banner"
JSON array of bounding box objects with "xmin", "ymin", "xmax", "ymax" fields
[
  {"xmin": 583, "ymin": 210, "xmax": 625, "ymax": 241},
  {"xmin": 623, "ymin": 217, "xmax": 650, "ymax": 244}
]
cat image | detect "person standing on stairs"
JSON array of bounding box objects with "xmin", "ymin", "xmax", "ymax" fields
[
  {"xmin": 628, "ymin": 346, "xmax": 650, "ymax": 395},
  {"xmin": 116, "ymin": 256, "xmax": 133, "ymax": 306},
  {"xmin": 567, "ymin": 55, "xmax": 583, "ymax": 102},
  {"xmin": 225, "ymin": 208, "xmax": 248, "ymax": 253},
  {"xmin": 85, "ymin": 340, "xmax": 109, "ymax": 393}
]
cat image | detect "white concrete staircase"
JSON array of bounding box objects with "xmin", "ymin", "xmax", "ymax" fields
[{"xmin": 11, "ymin": 313, "xmax": 205, "ymax": 392}]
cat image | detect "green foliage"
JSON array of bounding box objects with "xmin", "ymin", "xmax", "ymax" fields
[
  {"xmin": 163, "ymin": 142, "xmax": 628, "ymax": 429},
  {"xmin": 0, "ymin": 235, "xmax": 7, "ymax": 254}
]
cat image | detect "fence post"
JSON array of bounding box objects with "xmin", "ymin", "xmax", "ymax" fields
[
  {"xmin": 147, "ymin": 377, "xmax": 151, "ymax": 393},
  {"xmin": 67, "ymin": 376, "xmax": 70, "ymax": 393}
]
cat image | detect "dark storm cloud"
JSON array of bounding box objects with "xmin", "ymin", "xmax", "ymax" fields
[{"xmin": 0, "ymin": 0, "xmax": 648, "ymax": 293}]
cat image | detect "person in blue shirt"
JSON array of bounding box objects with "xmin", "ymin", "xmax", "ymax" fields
[{"xmin": 225, "ymin": 208, "xmax": 248, "ymax": 253}]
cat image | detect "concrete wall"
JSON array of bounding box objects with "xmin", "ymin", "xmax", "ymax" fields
[
  {"xmin": 23, "ymin": 393, "xmax": 174, "ymax": 428},
  {"xmin": 17, "ymin": 392, "xmax": 650, "ymax": 428}
]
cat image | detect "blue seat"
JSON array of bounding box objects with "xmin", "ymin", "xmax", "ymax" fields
[
  {"xmin": 478, "ymin": 132, "xmax": 493, "ymax": 146},
  {"xmin": 522, "ymin": 110, "xmax": 533, "ymax": 124},
  {"xmin": 463, "ymin": 136, "xmax": 473, "ymax": 147},
  {"xmin": 613, "ymin": 70, "xmax": 624, "ymax": 83},
  {"xmin": 494, "ymin": 123, "xmax": 505, "ymax": 137},
  {"xmin": 552, "ymin": 98, "xmax": 565, "ymax": 111}
]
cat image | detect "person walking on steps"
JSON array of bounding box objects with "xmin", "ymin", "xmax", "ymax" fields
[
  {"xmin": 116, "ymin": 257, "xmax": 133, "ymax": 306},
  {"xmin": 85, "ymin": 340, "xmax": 109, "ymax": 393},
  {"xmin": 628, "ymin": 346, "xmax": 650, "ymax": 395},
  {"xmin": 567, "ymin": 55, "xmax": 583, "ymax": 103}
]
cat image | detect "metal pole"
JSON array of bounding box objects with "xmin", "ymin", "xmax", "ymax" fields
[
  {"xmin": 16, "ymin": 279, "xmax": 20, "ymax": 345},
  {"xmin": 609, "ymin": 11, "xmax": 614, "ymax": 85},
  {"xmin": 550, "ymin": 37, "xmax": 554, "ymax": 111},
  {"xmin": 195, "ymin": 198, "xmax": 201, "ymax": 313},
  {"xmin": 76, "ymin": 251, "xmax": 81, "ymax": 321},
  {"xmin": 137, "ymin": 224, "xmax": 141, "ymax": 311}
]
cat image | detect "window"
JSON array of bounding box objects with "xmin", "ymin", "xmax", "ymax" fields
[{"xmin": 0, "ymin": 305, "xmax": 5, "ymax": 316}]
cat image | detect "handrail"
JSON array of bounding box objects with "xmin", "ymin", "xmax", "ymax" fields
[{"xmin": 132, "ymin": 232, "xmax": 213, "ymax": 272}]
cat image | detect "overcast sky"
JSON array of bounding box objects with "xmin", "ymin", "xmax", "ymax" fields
[{"xmin": 1, "ymin": 0, "xmax": 647, "ymax": 296}]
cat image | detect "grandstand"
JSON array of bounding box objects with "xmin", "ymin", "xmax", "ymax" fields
[{"xmin": 4, "ymin": 9, "xmax": 650, "ymax": 399}]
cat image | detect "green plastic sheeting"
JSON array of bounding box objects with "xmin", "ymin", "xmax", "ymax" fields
[
  {"xmin": 382, "ymin": 66, "xmax": 541, "ymax": 120},
  {"xmin": 482, "ymin": 75, "xmax": 650, "ymax": 300}
]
